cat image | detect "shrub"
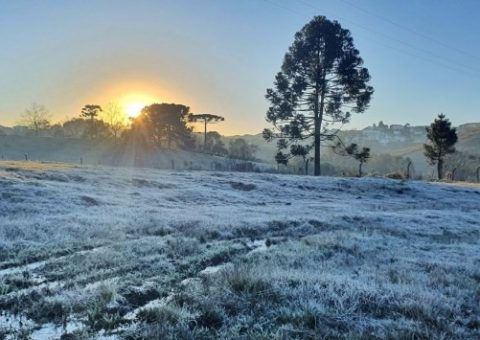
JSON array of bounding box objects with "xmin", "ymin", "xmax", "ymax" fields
[
  {"xmin": 196, "ymin": 301, "xmax": 225, "ymax": 329},
  {"xmin": 221, "ymin": 266, "xmax": 273, "ymax": 296},
  {"xmin": 165, "ymin": 237, "xmax": 200, "ymax": 257}
]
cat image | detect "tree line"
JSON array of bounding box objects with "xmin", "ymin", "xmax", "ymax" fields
[{"xmin": 15, "ymin": 102, "xmax": 258, "ymax": 162}]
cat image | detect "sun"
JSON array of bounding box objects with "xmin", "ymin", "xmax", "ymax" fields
[
  {"xmin": 116, "ymin": 92, "xmax": 156, "ymax": 118},
  {"xmin": 125, "ymin": 102, "xmax": 146, "ymax": 118}
]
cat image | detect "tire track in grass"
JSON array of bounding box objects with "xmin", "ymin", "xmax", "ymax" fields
[
  {"xmin": 1, "ymin": 236, "xmax": 269, "ymax": 337},
  {"xmin": 121, "ymin": 238, "xmax": 270, "ymax": 323},
  {"xmin": 0, "ymin": 234, "xmax": 170, "ymax": 289},
  {"xmin": 0, "ymin": 250, "xmax": 173, "ymax": 336},
  {"xmin": 0, "ymin": 251, "xmax": 169, "ymax": 300},
  {"xmin": 0, "ymin": 235, "xmax": 172, "ymax": 316},
  {"xmin": 0, "ymin": 246, "xmax": 106, "ymax": 277}
]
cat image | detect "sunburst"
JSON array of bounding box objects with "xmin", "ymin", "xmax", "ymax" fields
[{"xmin": 125, "ymin": 102, "xmax": 145, "ymax": 118}]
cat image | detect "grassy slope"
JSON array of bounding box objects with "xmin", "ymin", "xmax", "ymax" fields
[{"xmin": 0, "ymin": 161, "xmax": 479, "ymax": 339}]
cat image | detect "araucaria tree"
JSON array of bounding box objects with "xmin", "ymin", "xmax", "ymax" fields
[
  {"xmin": 333, "ymin": 141, "xmax": 370, "ymax": 177},
  {"xmin": 188, "ymin": 113, "xmax": 224, "ymax": 151},
  {"xmin": 81, "ymin": 104, "xmax": 102, "ymax": 139},
  {"xmin": 264, "ymin": 16, "xmax": 374, "ymax": 176},
  {"xmin": 345, "ymin": 143, "xmax": 370, "ymax": 177},
  {"xmin": 424, "ymin": 114, "xmax": 458, "ymax": 180}
]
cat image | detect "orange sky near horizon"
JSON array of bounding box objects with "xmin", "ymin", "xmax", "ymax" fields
[
  {"xmin": 92, "ymin": 81, "xmax": 246, "ymax": 136},
  {"xmin": 0, "ymin": 79, "xmax": 249, "ymax": 136}
]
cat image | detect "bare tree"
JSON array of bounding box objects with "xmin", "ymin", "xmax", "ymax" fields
[
  {"xmin": 102, "ymin": 102, "xmax": 127, "ymax": 141},
  {"xmin": 21, "ymin": 103, "xmax": 51, "ymax": 135}
]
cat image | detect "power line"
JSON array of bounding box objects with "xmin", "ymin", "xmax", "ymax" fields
[
  {"xmin": 297, "ymin": 0, "xmax": 480, "ymax": 76},
  {"xmin": 338, "ymin": 0, "xmax": 480, "ymax": 61},
  {"xmin": 354, "ymin": 30, "xmax": 480, "ymax": 79},
  {"xmin": 262, "ymin": 0, "xmax": 480, "ymax": 80}
]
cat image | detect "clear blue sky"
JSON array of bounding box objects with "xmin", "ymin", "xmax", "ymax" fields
[{"xmin": 1, "ymin": 0, "xmax": 479, "ymax": 135}]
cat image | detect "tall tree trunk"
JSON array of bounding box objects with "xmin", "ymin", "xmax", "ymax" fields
[
  {"xmin": 167, "ymin": 125, "xmax": 172, "ymax": 149},
  {"xmin": 406, "ymin": 161, "xmax": 412, "ymax": 179},
  {"xmin": 358, "ymin": 162, "xmax": 363, "ymax": 177},
  {"xmin": 204, "ymin": 119, "xmax": 207, "ymax": 151},
  {"xmin": 90, "ymin": 116, "xmax": 95, "ymax": 139},
  {"xmin": 314, "ymin": 118, "xmax": 321, "ymax": 176},
  {"xmin": 313, "ymin": 63, "xmax": 326, "ymax": 177},
  {"xmin": 437, "ymin": 159, "xmax": 443, "ymax": 180},
  {"xmin": 314, "ymin": 91, "xmax": 325, "ymax": 176},
  {"xmin": 314, "ymin": 93, "xmax": 325, "ymax": 176}
]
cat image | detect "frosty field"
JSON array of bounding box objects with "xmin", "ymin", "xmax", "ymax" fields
[{"xmin": 0, "ymin": 161, "xmax": 479, "ymax": 339}]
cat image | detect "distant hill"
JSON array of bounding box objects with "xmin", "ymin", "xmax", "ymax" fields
[
  {"xmin": 224, "ymin": 122, "xmax": 480, "ymax": 176},
  {"xmin": 456, "ymin": 123, "xmax": 480, "ymax": 155},
  {"xmin": 337, "ymin": 122, "xmax": 480, "ymax": 156}
]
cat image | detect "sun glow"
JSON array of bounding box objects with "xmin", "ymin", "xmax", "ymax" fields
[{"xmin": 125, "ymin": 102, "xmax": 145, "ymax": 118}]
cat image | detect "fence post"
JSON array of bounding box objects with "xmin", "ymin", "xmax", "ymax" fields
[{"xmin": 406, "ymin": 161, "xmax": 412, "ymax": 179}]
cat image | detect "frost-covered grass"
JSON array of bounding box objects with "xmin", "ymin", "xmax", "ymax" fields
[{"xmin": 0, "ymin": 161, "xmax": 479, "ymax": 339}]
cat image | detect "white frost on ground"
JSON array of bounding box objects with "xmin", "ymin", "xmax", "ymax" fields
[
  {"xmin": 30, "ymin": 321, "xmax": 83, "ymax": 340},
  {"xmin": 0, "ymin": 161, "xmax": 479, "ymax": 338}
]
